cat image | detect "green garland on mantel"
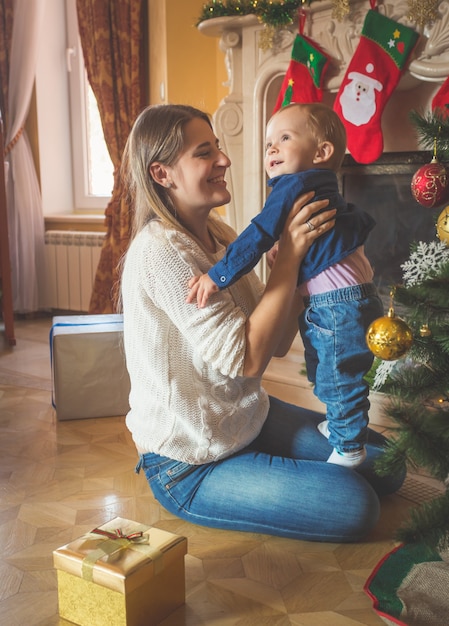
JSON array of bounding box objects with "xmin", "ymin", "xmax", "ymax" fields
[{"xmin": 196, "ymin": 0, "xmax": 320, "ymax": 28}]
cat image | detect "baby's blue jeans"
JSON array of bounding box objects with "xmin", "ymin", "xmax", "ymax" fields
[{"xmin": 299, "ymin": 283, "xmax": 383, "ymax": 453}]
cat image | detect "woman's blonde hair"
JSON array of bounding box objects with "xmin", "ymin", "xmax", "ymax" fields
[{"xmin": 121, "ymin": 104, "xmax": 235, "ymax": 247}]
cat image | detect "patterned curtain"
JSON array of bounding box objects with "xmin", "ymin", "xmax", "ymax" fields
[
  {"xmin": 76, "ymin": 0, "xmax": 147, "ymax": 314},
  {"xmin": 0, "ymin": 0, "xmax": 13, "ymax": 128},
  {"xmin": 1, "ymin": 0, "xmax": 46, "ymax": 314}
]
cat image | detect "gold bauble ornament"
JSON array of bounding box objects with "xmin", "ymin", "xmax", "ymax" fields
[
  {"xmin": 366, "ymin": 307, "xmax": 414, "ymax": 361},
  {"xmin": 436, "ymin": 206, "xmax": 449, "ymax": 245},
  {"xmin": 420, "ymin": 323, "xmax": 432, "ymax": 337}
]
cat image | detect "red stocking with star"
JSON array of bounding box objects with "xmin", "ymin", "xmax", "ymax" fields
[
  {"xmin": 333, "ymin": 2, "xmax": 419, "ymax": 164},
  {"xmin": 273, "ymin": 9, "xmax": 330, "ymax": 113}
]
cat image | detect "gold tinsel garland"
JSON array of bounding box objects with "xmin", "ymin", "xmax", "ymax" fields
[
  {"xmin": 331, "ymin": 0, "xmax": 350, "ymax": 21},
  {"xmin": 407, "ymin": 0, "xmax": 441, "ymax": 30},
  {"xmin": 196, "ymin": 1, "xmax": 440, "ymax": 48},
  {"xmin": 196, "ymin": 1, "xmax": 350, "ymax": 28},
  {"xmin": 196, "ymin": 1, "xmax": 301, "ymax": 27},
  {"xmin": 257, "ymin": 0, "xmax": 351, "ymax": 51}
]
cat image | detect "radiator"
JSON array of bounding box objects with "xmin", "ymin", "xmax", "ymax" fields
[{"xmin": 44, "ymin": 230, "xmax": 105, "ymax": 311}]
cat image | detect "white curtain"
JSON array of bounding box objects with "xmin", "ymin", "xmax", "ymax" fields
[{"xmin": 5, "ymin": 0, "xmax": 46, "ymax": 312}]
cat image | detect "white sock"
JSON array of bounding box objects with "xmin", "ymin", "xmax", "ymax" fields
[
  {"xmin": 318, "ymin": 420, "xmax": 366, "ymax": 468},
  {"xmin": 327, "ymin": 447, "xmax": 367, "ymax": 469},
  {"xmin": 317, "ymin": 420, "xmax": 330, "ymax": 439}
]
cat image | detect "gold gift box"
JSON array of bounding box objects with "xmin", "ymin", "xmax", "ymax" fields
[{"xmin": 53, "ymin": 517, "xmax": 187, "ymax": 626}]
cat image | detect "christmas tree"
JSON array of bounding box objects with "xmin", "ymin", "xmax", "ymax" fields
[
  {"xmin": 409, "ymin": 109, "xmax": 449, "ymax": 163},
  {"xmin": 368, "ymin": 110, "xmax": 449, "ymax": 551}
]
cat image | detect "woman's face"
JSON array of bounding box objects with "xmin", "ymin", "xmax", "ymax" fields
[{"xmin": 166, "ymin": 118, "xmax": 231, "ymax": 218}]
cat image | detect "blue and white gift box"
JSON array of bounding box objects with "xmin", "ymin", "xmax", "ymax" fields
[{"xmin": 51, "ymin": 314, "xmax": 130, "ymax": 420}]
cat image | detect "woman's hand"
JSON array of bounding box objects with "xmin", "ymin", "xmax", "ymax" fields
[{"xmin": 276, "ymin": 191, "xmax": 336, "ymax": 267}]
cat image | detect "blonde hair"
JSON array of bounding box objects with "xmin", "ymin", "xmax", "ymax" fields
[
  {"xmin": 271, "ymin": 103, "xmax": 347, "ymax": 171},
  {"xmin": 121, "ymin": 104, "xmax": 235, "ymax": 247}
]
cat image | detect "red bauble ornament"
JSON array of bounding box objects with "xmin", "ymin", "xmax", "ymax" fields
[{"xmin": 411, "ymin": 157, "xmax": 449, "ymax": 208}]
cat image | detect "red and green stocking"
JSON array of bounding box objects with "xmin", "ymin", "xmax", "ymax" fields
[
  {"xmin": 273, "ymin": 11, "xmax": 330, "ymax": 113},
  {"xmin": 333, "ymin": 5, "xmax": 419, "ymax": 164}
]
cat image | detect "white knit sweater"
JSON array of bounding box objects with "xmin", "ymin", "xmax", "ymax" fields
[{"xmin": 122, "ymin": 220, "xmax": 269, "ymax": 464}]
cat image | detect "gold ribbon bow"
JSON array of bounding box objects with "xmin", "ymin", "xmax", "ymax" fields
[
  {"xmin": 81, "ymin": 525, "xmax": 163, "ymax": 582},
  {"xmin": 91, "ymin": 527, "xmax": 146, "ymax": 542}
]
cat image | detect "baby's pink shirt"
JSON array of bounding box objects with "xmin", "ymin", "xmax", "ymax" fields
[{"xmin": 298, "ymin": 246, "xmax": 374, "ymax": 297}]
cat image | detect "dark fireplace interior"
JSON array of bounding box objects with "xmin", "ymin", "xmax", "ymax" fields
[{"xmin": 340, "ymin": 152, "xmax": 439, "ymax": 305}]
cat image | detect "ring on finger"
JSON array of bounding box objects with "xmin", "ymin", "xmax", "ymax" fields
[{"xmin": 306, "ymin": 219, "xmax": 315, "ymax": 232}]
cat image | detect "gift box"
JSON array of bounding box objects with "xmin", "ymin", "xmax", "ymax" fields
[
  {"xmin": 51, "ymin": 314, "xmax": 130, "ymax": 420},
  {"xmin": 53, "ymin": 517, "xmax": 187, "ymax": 626}
]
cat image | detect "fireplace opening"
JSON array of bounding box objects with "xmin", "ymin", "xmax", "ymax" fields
[{"xmin": 340, "ymin": 152, "xmax": 439, "ymax": 306}]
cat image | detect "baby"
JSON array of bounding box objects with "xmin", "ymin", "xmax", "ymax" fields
[{"xmin": 187, "ymin": 102, "xmax": 383, "ymax": 468}]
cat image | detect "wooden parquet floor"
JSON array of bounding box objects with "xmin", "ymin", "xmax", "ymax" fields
[{"xmin": 0, "ymin": 317, "xmax": 443, "ymax": 626}]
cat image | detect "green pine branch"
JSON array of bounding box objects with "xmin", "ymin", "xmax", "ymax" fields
[
  {"xmin": 409, "ymin": 110, "xmax": 449, "ymax": 162},
  {"xmin": 395, "ymin": 267, "xmax": 449, "ymax": 314},
  {"xmin": 388, "ymin": 361, "xmax": 445, "ymax": 401},
  {"xmin": 376, "ymin": 402, "xmax": 449, "ymax": 483},
  {"xmin": 396, "ymin": 494, "xmax": 449, "ymax": 551},
  {"xmin": 436, "ymin": 330, "xmax": 449, "ymax": 354},
  {"xmin": 196, "ymin": 0, "xmax": 317, "ymax": 27}
]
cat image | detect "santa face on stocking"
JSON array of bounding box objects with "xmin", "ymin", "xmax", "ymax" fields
[
  {"xmin": 333, "ymin": 8, "xmax": 418, "ymax": 164},
  {"xmin": 339, "ymin": 68, "xmax": 383, "ymax": 127}
]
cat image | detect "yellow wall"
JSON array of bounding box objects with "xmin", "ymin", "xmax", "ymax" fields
[
  {"xmin": 149, "ymin": 0, "xmax": 227, "ymax": 116},
  {"xmin": 148, "ymin": 1, "xmax": 167, "ymax": 105}
]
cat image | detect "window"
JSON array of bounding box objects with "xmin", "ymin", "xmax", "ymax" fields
[
  {"xmin": 85, "ymin": 83, "xmax": 114, "ymax": 197},
  {"xmin": 66, "ymin": 0, "xmax": 113, "ymax": 211}
]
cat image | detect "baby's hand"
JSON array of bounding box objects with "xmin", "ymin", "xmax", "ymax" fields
[{"xmin": 186, "ymin": 274, "xmax": 219, "ymax": 308}]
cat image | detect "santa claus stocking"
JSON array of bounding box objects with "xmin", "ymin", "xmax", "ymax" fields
[
  {"xmin": 333, "ymin": 5, "xmax": 418, "ymax": 164},
  {"xmin": 273, "ymin": 10, "xmax": 330, "ymax": 113},
  {"xmin": 432, "ymin": 75, "xmax": 449, "ymax": 119}
]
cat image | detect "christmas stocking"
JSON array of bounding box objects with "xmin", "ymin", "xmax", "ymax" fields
[
  {"xmin": 333, "ymin": 6, "xmax": 419, "ymax": 164},
  {"xmin": 432, "ymin": 75, "xmax": 449, "ymax": 119},
  {"xmin": 273, "ymin": 22, "xmax": 330, "ymax": 113}
]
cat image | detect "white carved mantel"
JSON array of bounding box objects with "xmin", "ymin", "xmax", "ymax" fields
[{"xmin": 198, "ymin": 0, "xmax": 449, "ymax": 236}]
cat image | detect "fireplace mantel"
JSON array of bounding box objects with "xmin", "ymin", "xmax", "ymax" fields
[{"xmin": 199, "ymin": 0, "xmax": 449, "ymax": 237}]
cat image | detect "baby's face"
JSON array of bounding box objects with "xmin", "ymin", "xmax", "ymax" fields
[{"xmin": 264, "ymin": 106, "xmax": 318, "ymax": 178}]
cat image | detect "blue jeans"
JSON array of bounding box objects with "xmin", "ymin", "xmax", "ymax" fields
[
  {"xmin": 135, "ymin": 397, "xmax": 404, "ymax": 542},
  {"xmin": 299, "ymin": 283, "xmax": 384, "ymax": 453}
]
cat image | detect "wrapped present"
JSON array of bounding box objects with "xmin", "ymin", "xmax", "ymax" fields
[
  {"xmin": 53, "ymin": 517, "xmax": 187, "ymax": 626},
  {"xmin": 51, "ymin": 314, "xmax": 130, "ymax": 420}
]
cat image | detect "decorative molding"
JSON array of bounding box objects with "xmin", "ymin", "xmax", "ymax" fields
[
  {"xmin": 199, "ymin": 1, "xmax": 449, "ymax": 86},
  {"xmin": 410, "ymin": 0, "xmax": 449, "ymax": 80},
  {"xmin": 199, "ymin": 0, "xmax": 449, "ymax": 232}
]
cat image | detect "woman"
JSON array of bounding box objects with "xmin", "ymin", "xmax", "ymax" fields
[{"xmin": 120, "ymin": 104, "xmax": 404, "ymax": 542}]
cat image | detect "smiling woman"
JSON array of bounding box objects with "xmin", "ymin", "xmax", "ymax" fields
[{"xmin": 118, "ymin": 103, "xmax": 404, "ymax": 544}]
